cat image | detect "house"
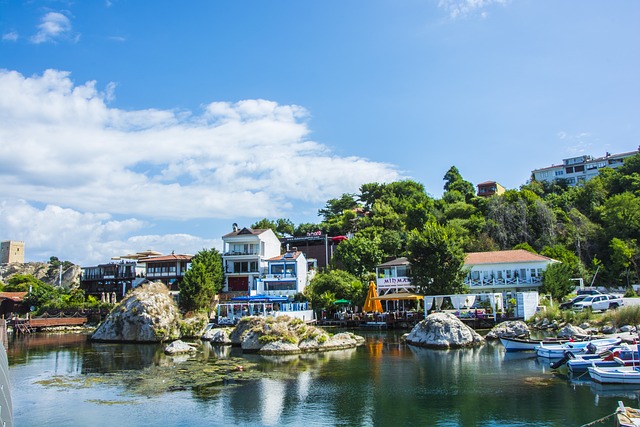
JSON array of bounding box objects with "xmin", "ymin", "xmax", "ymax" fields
[
  {"xmin": 255, "ymin": 250, "xmax": 308, "ymax": 297},
  {"xmin": 476, "ymin": 181, "xmax": 505, "ymax": 197},
  {"xmin": 464, "ymin": 249, "xmax": 559, "ymax": 294},
  {"xmin": 222, "ymin": 225, "xmax": 281, "ymax": 294},
  {"xmin": 280, "ymin": 230, "xmax": 340, "ymax": 268},
  {"xmin": 139, "ymin": 253, "xmax": 193, "ymax": 292},
  {"xmin": 376, "ymin": 249, "xmax": 558, "ymax": 296},
  {"xmin": 531, "ymin": 149, "xmax": 639, "ymax": 187},
  {"xmin": 80, "ymin": 260, "xmax": 140, "ymax": 301},
  {"xmin": 375, "ymin": 257, "xmax": 413, "ymax": 295}
]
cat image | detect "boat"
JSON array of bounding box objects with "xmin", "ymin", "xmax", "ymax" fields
[
  {"xmin": 566, "ymin": 344, "xmax": 638, "ymax": 374},
  {"xmin": 499, "ymin": 336, "xmax": 579, "ymax": 352},
  {"xmin": 536, "ymin": 337, "xmax": 622, "ymax": 359},
  {"xmin": 615, "ymin": 401, "xmax": 640, "ymax": 427},
  {"xmin": 587, "ymin": 364, "xmax": 640, "ymax": 384}
]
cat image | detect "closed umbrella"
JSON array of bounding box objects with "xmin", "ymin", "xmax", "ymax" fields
[{"xmin": 363, "ymin": 281, "xmax": 383, "ymax": 313}]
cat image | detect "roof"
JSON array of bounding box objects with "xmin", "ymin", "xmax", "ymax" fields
[
  {"xmin": 465, "ymin": 249, "xmax": 557, "ymax": 265},
  {"xmin": 267, "ymin": 251, "xmax": 303, "ymax": 261},
  {"xmin": 477, "ymin": 181, "xmax": 498, "ymax": 186},
  {"xmin": 377, "ymin": 257, "xmax": 410, "ymax": 267},
  {"xmin": 0, "ymin": 292, "xmax": 28, "ymax": 302},
  {"xmin": 222, "ymin": 227, "xmax": 270, "ymax": 238},
  {"xmin": 138, "ymin": 254, "xmax": 193, "ymax": 263}
]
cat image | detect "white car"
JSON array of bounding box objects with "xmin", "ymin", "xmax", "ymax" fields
[{"xmin": 573, "ymin": 294, "xmax": 623, "ymax": 311}]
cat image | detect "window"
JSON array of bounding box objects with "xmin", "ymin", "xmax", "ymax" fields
[
  {"xmin": 565, "ymin": 167, "xmax": 574, "ymax": 174},
  {"xmin": 271, "ymin": 264, "xmax": 284, "ymax": 274},
  {"xmin": 555, "ymin": 170, "xmax": 564, "ymax": 176},
  {"xmin": 574, "ymin": 165, "xmax": 585, "ymax": 172}
]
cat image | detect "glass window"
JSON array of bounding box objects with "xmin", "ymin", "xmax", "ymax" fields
[{"xmin": 271, "ymin": 264, "xmax": 284, "ymax": 274}]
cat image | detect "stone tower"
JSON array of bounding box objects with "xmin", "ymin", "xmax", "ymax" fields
[{"xmin": 0, "ymin": 240, "xmax": 25, "ymax": 264}]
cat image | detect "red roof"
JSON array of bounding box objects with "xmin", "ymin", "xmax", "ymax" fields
[
  {"xmin": 0, "ymin": 292, "xmax": 28, "ymax": 302},
  {"xmin": 465, "ymin": 249, "xmax": 557, "ymax": 265}
]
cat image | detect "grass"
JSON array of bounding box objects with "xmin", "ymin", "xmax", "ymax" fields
[{"xmin": 531, "ymin": 301, "xmax": 640, "ymax": 330}]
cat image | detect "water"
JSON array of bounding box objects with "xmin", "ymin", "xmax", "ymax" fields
[{"xmin": 7, "ymin": 331, "xmax": 640, "ymax": 426}]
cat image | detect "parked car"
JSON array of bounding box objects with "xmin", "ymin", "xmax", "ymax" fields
[
  {"xmin": 573, "ymin": 294, "xmax": 624, "ymax": 311},
  {"xmin": 559, "ymin": 295, "xmax": 589, "ymax": 310},
  {"xmin": 577, "ymin": 288, "xmax": 603, "ymax": 296}
]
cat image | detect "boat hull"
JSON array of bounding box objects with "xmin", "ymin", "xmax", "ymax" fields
[{"xmin": 588, "ymin": 366, "xmax": 640, "ymax": 384}]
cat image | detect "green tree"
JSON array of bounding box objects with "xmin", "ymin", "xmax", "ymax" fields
[
  {"xmin": 179, "ymin": 248, "xmax": 224, "ymax": 313},
  {"xmin": 306, "ymin": 269, "xmax": 363, "ymax": 308},
  {"xmin": 609, "ymin": 238, "xmax": 639, "ymax": 288},
  {"xmin": 331, "ymin": 236, "xmax": 384, "ymax": 280},
  {"xmin": 542, "ymin": 263, "xmax": 574, "ymax": 301},
  {"xmin": 407, "ymin": 223, "xmax": 467, "ymax": 295}
]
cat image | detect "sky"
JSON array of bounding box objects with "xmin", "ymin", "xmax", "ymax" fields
[{"xmin": 0, "ymin": 0, "xmax": 639, "ymax": 266}]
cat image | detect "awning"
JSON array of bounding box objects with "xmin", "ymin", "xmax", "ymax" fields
[
  {"xmin": 230, "ymin": 295, "xmax": 289, "ymax": 303},
  {"xmin": 333, "ymin": 299, "xmax": 351, "ymax": 305},
  {"xmin": 372, "ymin": 293, "xmax": 424, "ymax": 301}
]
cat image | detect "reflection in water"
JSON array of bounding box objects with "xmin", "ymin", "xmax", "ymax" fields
[{"xmin": 9, "ymin": 330, "xmax": 640, "ymax": 426}]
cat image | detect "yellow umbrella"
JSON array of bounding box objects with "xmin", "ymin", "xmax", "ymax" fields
[{"xmin": 363, "ymin": 281, "xmax": 383, "ymax": 313}]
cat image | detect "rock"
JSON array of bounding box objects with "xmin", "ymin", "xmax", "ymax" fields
[
  {"xmin": 204, "ymin": 328, "xmax": 232, "ymax": 344},
  {"xmin": 579, "ymin": 323, "xmax": 590, "ymax": 329},
  {"xmin": 620, "ymin": 325, "xmax": 636, "ymax": 333},
  {"xmin": 0, "ymin": 261, "xmax": 81, "ymax": 288},
  {"xmin": 228, "ymin": 316, "xmax": 364, "ymax": 355},
  {"xmin": 91, "ymin": 281, "xmax": 182, "ymax": 342},
  {"xmin": 405, "ymin": 312, "xmax": 484, "ymax": 349},
  {"xmin": 486, "ymin": 320, "xmax": 530, "ymax": 340},
  {"xmin": 601, "ymin": 324, "xmax": 617, "ymax": 334},
  {"xmin": 556, "ymin": 324, "xmax": 587, "ymax": 338},
  {"xmin": 164, "ymin": 340, "xmax": 197, "ymax": 355}
]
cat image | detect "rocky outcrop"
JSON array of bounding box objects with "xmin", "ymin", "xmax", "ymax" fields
[
  {"xmin": 485, "ymin": 320, "xmax": 530, "ymax": 340},
  {"xmin": 203, "ymin": 327, "xmax": 232, "ymax": 344},
  {"xmin": 91, "ymin": 281, "xmax": 181, "ymax": 342},
  {"xmin": 556, "ymin": 324, "xmax": 588, "ymax": 338},
  {"xmin": 228, "ymin": 316, "xmax": 365, "ymax": 355},
  {"xmin": 0, "ymin": 261, "xmax": 81, "ymax": 288},
  {"xmin": 406, "ymin": 312, "xmax": 485, "ymax": 348},
  {"xmin": 164, "ymin": 340, "xmax": 197, "ymax": 355}
]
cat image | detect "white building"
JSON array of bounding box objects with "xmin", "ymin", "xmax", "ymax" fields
[
  {"xmin": 221, "ymin": 225, "xmax": 282, "ymax": 293},
  {"xmin": 531, "ymin": 149, "xmax": 638, "ymax": 187},
  {"xmin": 255, "ymin": 250, "xmax": 308, "ymax": 297},
  {"xmin": 376, "ymin": 249, "xmax": 558, "ymax": 296},
  {"xmin": 464, "ymin": 249, "xmax": 559, "ymax": 294}
]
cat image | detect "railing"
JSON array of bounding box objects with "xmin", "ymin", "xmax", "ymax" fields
[
  {"xmin": 223, "ymin": 251, "xmax": 260, "ymax": 256},
  {"xmin": 465, "ymin": 277, "xmax": 542, "ymax": 287}
]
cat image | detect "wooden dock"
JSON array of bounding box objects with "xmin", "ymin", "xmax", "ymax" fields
[{"xmin": 11, "ymin": 313, "xmax": 87, "ymax": 334}]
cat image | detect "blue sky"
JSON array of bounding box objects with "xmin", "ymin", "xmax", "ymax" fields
[{"xmin": 1, "ymin": 0, "xmax": 639, "ymax": 266}]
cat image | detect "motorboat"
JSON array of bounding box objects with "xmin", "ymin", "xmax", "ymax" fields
[
  {"xmin": 566, "ymin": 344, "xmax": 638, "ymax": 374},
  {"xmin": 499, "ymin": 336, "xmax": 581, "ymax": 352},
  {"xmin": 587, "ymin": 364, "xmax": 640, "ymax": 385},
  {"xmin": 536, "ymin": 337, "xmax": 622, "ymax": 359}
]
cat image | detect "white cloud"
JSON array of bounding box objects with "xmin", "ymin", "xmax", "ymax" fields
[
  {"xmin": 0, "ymin": 199, "xmax": 220, "ymax": 265},
  {"xmin": 438, "ymin": 0, "xmax": 509, "ymax": 19},
  {"xmin": 31, "ymin": 12, "xmax": 76, "ymax": 44},
  {"xmin": 2, "ymin": 31, "xmax": 19, "ymax": 42},
  {"xmin": 0, "ymin": 69, "xmax": 401, "ymax": 264}
]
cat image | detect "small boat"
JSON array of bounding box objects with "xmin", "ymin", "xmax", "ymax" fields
[
  {"xmin": 536, "ymin": 337, "xmax": 622, "ymax": 359},
  {"xmin": 588, "ymin": 365, "xmax": 640, "ymax": 384},
  {"xmin": 499, "ymin": 336, "xmax": 582, "ymax": 352},
  {"xmin": 566, "ymin": 345, "xmax": 638, "ymax": 374},
  {"xmin": 615, "ymin": 401, "xmax": 640, "ymax": 427}
]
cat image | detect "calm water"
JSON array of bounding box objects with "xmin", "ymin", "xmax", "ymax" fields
[{"xmin": 7, "ymin": 330, "xmax": 639, "ymax": 427}]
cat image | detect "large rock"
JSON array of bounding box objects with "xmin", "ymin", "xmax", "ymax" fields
[
  {"xmin": 164, "ymin": 340, "xmax": 197, "ymax": 355},
  {"xmin": 91, "ymin": 281, "xmax": 181, "ymax": 342},
  {"xmin": 485, "ymin": 320, "xmax": 530, "ymax": 340},
  {"xmin": 203, "ymin": 328, "xmax": 232, "ymax": 344},
  {"xmin": 557, "ymin": 324, "xmax": 588, "ymax": 338},
  {"xmin": 229, "ymin": 316, "xmax": 365, "ymax": 355},
  {"xmin": 406, "ymin": 312, "xmax": 485, "ymax": 348}
]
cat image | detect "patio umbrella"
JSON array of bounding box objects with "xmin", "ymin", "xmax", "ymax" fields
[{"xmin": 363, "ymin": 281, "xmax": 383, "ymax": 313}]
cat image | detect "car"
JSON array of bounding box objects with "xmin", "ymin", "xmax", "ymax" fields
[
  {"xmin": 577, "ymin": 288, "xmax": 603, "ymax": 296},
  {"xmin": 559, "ymin": 295, "xmax": 589, "ymax": 310},
  {"xmin": 573, "ymin": 294, "xmax": 624, "ymax": 311}
]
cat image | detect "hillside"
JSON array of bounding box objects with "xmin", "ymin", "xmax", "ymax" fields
[{"xmin": 0, "ymin": 262, "xmax": 82, "ymax": 288}]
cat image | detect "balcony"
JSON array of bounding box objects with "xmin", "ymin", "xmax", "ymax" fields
[
  {"xmin": 223, "ymin": 251, "xmax": 260, "ymax": 257},
  {"xmin": 465, "ymin": 277, "xmax": 542, "ymax": 287}
]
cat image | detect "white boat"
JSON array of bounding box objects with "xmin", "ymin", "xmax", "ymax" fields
[
  {"xmin": 535, "ymin": 337, "xmax": 622, "ymax": 358},
  {"xmin": 566, "ymin": 344, "xmax": 638, "ymax": 374},
  {"xmin": 588, "ymin": 364, "xmax": 640, "ymax": 384},
  {"xmin": 499, "ymin": 336, "xmax": 577, "ymax": 352}
]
